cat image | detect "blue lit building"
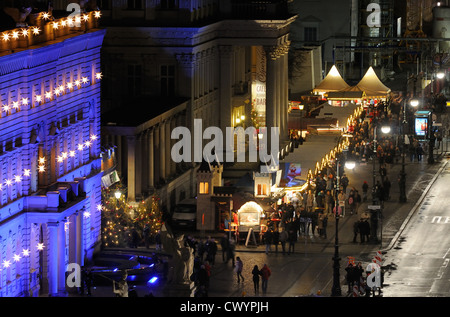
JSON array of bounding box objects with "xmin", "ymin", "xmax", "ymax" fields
[{"xmin": 0, "ymin": 9, "xmax": 105, "ymax": 296}]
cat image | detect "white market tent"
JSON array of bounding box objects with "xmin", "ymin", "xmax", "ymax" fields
[
  {"xmin": 313, "ymin": 65, "xmax": 350, "ymax": 94},
  {"xmin": 353, "ymin": 66, "xmax": 391, "ymax": 98}
]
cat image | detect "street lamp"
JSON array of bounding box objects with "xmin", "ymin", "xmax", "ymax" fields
[
  {"xmin": 371, "ymin": 121, "xmax": 391, "ymax": 204},
  {"xmin": 331, "ymin": 133, "xmax": 355, "ymax": 297},
  {"xmin": 399, "ymin": 97, "xmax": 419, "ymax": 203}
]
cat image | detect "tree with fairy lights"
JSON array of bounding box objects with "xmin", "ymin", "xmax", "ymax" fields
[
  {"xmin": 133, "ymin": 195, "xmax": 163, "ymax": 248},
  {"xmin": 101, "ymin": 184, "xmax": 134, "ymax": 248}
]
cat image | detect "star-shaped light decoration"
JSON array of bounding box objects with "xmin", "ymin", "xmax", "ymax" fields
[
  {"xmin": 13, "ymin": 254, "xmax": 21, "ymax": 262},
  {"xmin": 22, "ymin": 249, "xmax": 30, "ymax": 257},
  {"xmin": 37, "ymin": 243, "xmax": 44, "ymax": 251}
]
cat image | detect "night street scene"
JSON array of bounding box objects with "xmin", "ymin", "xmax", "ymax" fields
[{"xmin": 1, "ymin": 0, "xmax": 450, "ymax": 310}]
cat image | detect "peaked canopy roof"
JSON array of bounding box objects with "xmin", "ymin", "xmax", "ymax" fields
[
  {"xmin": 313, "ymin": 65, "xmax": 350, "ymax": 93},
  {"xmin": 354, "ymin": 66, "xmax": 391, "ymax": 98}
]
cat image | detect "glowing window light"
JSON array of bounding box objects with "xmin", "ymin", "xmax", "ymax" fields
[
  {"xmin": 21, "ymin": 29, "xmax": 28, "ymax": 37},
  {"xmin": 11, "ymin": 31, "xmax": 19, "ymax": 39},
  {"xmin": 22, "ymin": 97, "xmax": 29, "ymax": 106},
  {"xmin": 23, "ymin": 169, "xmax": 31, "ymax": 177},
  {"xmin": 35, "ymin": 95, "xmax": 42, "ymax": 103},
  {"xmin": 13, "ymin": 254, "xmax": 21, "ymax": 262},
  {"xmin": 22, "ymin": 249, "xmax": 30, "ymax": 257},
  {"xmin": 14, "ymin": 175, "xmax": 22, "ymax": 183},
  {"xmin": 2, "ymin": 32, "xmax": 10, "ymax": 41},
  {"xmin": 94, "ymin": 11, "xmax": 101, "ymax": 18},
  {"xmin": 37, "ymin": 243, "xmax": 44, "ymax": 251},
  {"xmin": 32, "ymin": 27, "xmax": 40, "ymax": 35}
]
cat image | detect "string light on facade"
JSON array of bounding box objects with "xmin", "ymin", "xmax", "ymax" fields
[
  {"xmin": 37, "ymin": 243, "xmax": 45, "ymax": 251},
  {"xmin": 42, "ymin": 12, "xmax": 50, "ymax": 20},
  {"xmin": 32, "ymin": 27, "xmax": 40, "ymax": 35},
  {"xmin": 22, "ymin": 249, "xmax": 30, "ymax": 257},
  {"xmin": 2, "ymin": 32, "xmax": 10, "ymax": 41},
  {"xmin": 13, "ymin": 254, "xmax": 21, "ymax": 262},
  {"xmin": 11, "ymin": 31, "xmax": 19, "ymax": 39}
]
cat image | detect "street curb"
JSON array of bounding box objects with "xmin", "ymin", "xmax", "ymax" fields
[{"xmin": 382, "ymin": 158, "xmax": 449, "ymax": 252}]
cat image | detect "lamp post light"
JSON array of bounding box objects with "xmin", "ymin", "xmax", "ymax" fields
[
  {"xmin": 371, "ymin": 121, "xmax": 391, "ymax": 204},
  {"xmin": 331, "ymin": 133, "xmax": 355, "ymax": 297},
  {"xmin": 114, "ymin": 190, "xmax": 122, "ymax": 200},
  {"xmin": 399, "ymin": 97, "xmax": 419, "ymax": 203}
]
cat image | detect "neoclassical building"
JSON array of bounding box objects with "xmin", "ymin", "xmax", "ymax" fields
[
  {"xmin": 100, "ymin": 0, "xmax": 297, "ymax": 225},
  {"xmin": 0, "ymin": 9, "xmax": 104, "ymax": 296}
]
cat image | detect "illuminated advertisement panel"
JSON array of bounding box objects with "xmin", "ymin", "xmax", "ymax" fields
[{"xmin": 415, "ymin": 117, "xmax": 428, "ymax": 137}]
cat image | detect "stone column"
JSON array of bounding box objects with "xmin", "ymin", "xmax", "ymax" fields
[
  {"xmin": 264, "ymin": 45, "xmax": 279, "ymax": 155},
  {"xmin": 142, "ymin": 131, "xmax": 149, "ymax": 191},
  {"xmin": 58, "ymin": 219, "xmax": 66, "ymax": 294},
  {"xmin": 154, "ymin": 125, "xmax": 160, "ymax": 184},
  {"xmin": 135, "ymin": 133, "xmax": 143, "ymax": 198},
  {"xmin": 76, "ymin": 211, "xmax": 83, "ymax": 266},
  {"xmin": 219, "ymin": 45, "xmax": 234, "ymax": 134},
  {"xmin": 165, "ymin": 119, "xmax": 172, "ymax": 180},
  {"xmin": 159, "ymin": 122, "xmax": 166, "ymax": 181},
  {"xmin": 148, "ymin": 128, "xmax": 154, "ymax": 188},
  {"xmin": 47, "ymin": 222, "xmax": 59, "ymax": 296},
  {"xmin": 126, "ymin": 135, "xmax": 136, "ymax": 201}
]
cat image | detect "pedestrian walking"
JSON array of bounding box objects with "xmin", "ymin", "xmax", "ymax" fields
[
  {"xmin": 362, "ymin": 181, "xmax": 369, "ymax": 202},
  {"xmin": 260, "ymin": 264, "xmax": 271, "ymax": 295},
  {"xmin": 354, "ymin": 190, "xmax": 361, "ymax": 214},
  {"xmin": 205, "ymin": 236, "xmax": 217, "ymax": 265},
  {"xmin": 263, "ymin": 229, "xmax": 273, "ymax": 254},
  {"xmin": 345, "ymin": 263, "xmax": 356, "ymax": 294},
  {"xmin": 287, "ymin": 228, "xmax": 296, "ymax": 254},
  {"xmin": 272, "ymin": 228, "xmax": 279, "ymax": 253},
  {"xmin": 252, "ymin": 265, "xmax": 262, "ymax": 295},
  {"xmin": 227, "ymin": 239, "xmax": 236, "ymax": 266},
  {"xmin": 220, "ymin": 234, "xmax": 229, "ymax": 262},
  {"xmin": 279, "ymin": 227, "xmax": 288, "ymax": 255},
  {"xmin": 352, "ymin": 220, "xmax": 359, "ymax": 243},
  {"xmin": 235, "ymin": 257, "xmax": 244, "ymax": 283}
]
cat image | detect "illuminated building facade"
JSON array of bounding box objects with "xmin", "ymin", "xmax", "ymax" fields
[
  {"xmin": 100, "ymin": 0, "xmax": 297, "ymax": 218},
  {"xmin": 0, "ymin": 10, "xmax": 105, "ymax": 296}
]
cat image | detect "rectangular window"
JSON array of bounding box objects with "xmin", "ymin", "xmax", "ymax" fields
[
  {"xmin": 257, "ymin": 184, "xmax": 262, "ymax": 196},
  {"xmin": 304, "ymin": 27, "xmax": 317, "ymax": 42},
  {"xmin": 160, "ymin": 65, "xmax": 175, "ymax": 96},
  {"xmin": 199, "ymin": 182, "xmax": 209, "ymax": 194},
  {"xmin": 127, "ymin": 64, "xmax": 142, "ymax": 96}
]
